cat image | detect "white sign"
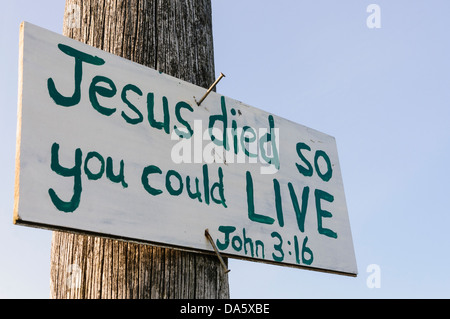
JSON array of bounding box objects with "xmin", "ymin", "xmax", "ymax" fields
[{"xmin": 14, "ymin": 22, "xmax": 357, "ymax": 276}]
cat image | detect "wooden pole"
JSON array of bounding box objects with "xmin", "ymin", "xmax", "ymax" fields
[{"xmin": 50, "ymin": 0, "xmax": 230, "ymax": 299}]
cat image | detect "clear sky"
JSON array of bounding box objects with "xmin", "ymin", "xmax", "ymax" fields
[{"xmin": 1, "ymin": 0, "xmax": 450, "ymax": 299}]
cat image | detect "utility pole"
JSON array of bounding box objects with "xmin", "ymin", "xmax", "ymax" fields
[{"xmin": 50, "ymin": 0, "xmax": 230, "ymax": 299}]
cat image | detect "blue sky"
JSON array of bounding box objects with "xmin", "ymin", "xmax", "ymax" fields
[{"xmin": 1, "ymin": 0, "xmax": 450, "ymax": 298}]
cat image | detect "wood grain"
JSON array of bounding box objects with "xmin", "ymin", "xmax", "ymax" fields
[{"xmin": 50, "ymin": 0, "xmax": 229, "ymax": 299}]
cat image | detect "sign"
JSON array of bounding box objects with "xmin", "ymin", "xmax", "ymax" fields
[{"xmin": 14, "ymin": 22, "xmax": 357, "ymax": 276}]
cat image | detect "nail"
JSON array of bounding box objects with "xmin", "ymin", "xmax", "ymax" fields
[
  {"xmin": 196, "ymin": 73, "xmax": 226, "ymax": 106},
  {"xmin": 205, "ymin": 228, "xmax": 231, "ymax": 274}
]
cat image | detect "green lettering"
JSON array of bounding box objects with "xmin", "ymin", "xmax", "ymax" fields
[
  {"xmin": 314, "ymin": 150, "xmax": 333, "ymax": 182},
  {"xmin": 273, "ymin": 178, "xmax": 284, "ymax": 227},
  {"xmin": 106, "ymin": 157, "xmax": 128, "ymax": 188},
  {"xmin": 121, "ymin": 84, "xmax": 144, "ymax": 124},
  {"xmin": 302, "ymin": 236, "xmax": 314, "ymax": 265},
  {"xmin": 271, "ymin": 231, "xmax": 284, "ymax": 262},
  {"xmin": 48, "ymin": 143, "xmax": 82, "ymax": 213},
  {"xmin": 294, "ymin": 235, "xmax": 301, "ymax": 264},
  {"xmin": 288, "ymin": 183, "xmax": 310, "ymax": 233},
  {"xmin": 217, "ymin": 226, "xmax": 236, "ymax": 250},
  {"xmin": 141, "ymin": 165, "xmax": 163, "ymax": 196},
  {"xmin": 315, "ymin": 189, "xmax": 337, "ymax": 239},
  {"xmin": 255, "ymin": 240, "xmax": 265, "ymax": 259},
  {"xmin": 84, "ymin": 151, "xmax": 105, "ymax": 180},
  {"xmin": 246, "ymin": 171, "xmax": 275, "ymax": 225},
  {"xmin": 232, "ymin": 235, "xmax": 242, "ymax": 251},
  {"xmin": 186, "ymin": 176, "xmax": 202, "ymax": 202},
  {"xmin": 240, "ymin": 126, "xmax": 257, "ymax": 158},
  {"xmin": 47, "ymin": 44, "xmax": 104, "ymax": 107},
  {"xmin": 295, "ymin": 142, "xmax": 313, "ymax": 177},
  {"xmin": 166, "ymin": 170, "xmax": 183, "ymax": 196},
  {"xmin": 259, "ymin": 115, "xmax": 280, "ymax": 170},
  {"xmin": 147, "ymin": 93, "xmax": 170, "ymax": 134},
  {"xmin": 174, "ymin": 101, "xmax": 194, "ymax": 138},
  {"xmin": 243, "ymin": 228, "xmax": 254, "ymax": 257},
  {"xmin": 208, "ymin": 96, "xmax": 228, "ymax": 150},
  {"xmin": 210, "ymin": 167, "xmax": 227, "ymax": 208},
  {"xmin": 89, "ymin": 75, "xmax": 117, "ymax": 116},
  {"xmin": 202, "ymin": 164, "xmax": 210, "ymax": 205},
  {"xmin": 231, "ymin": 113, "xmax": 238, "ymax": 155}
]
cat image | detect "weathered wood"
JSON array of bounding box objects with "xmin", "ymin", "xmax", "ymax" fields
[{"xmin": 50, "ymin": 0, "xmax": 229, "ymax": 299}]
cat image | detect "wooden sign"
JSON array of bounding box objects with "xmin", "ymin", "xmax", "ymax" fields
[{"xmin": 14, "ymin": 22, "xmax": 357, "ymax": 276}]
